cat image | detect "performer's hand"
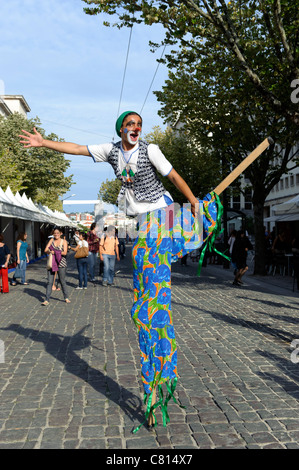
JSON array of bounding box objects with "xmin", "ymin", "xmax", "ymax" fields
[
  {"xmin": 191, "ymin": 199, "xmax": 199, "ymax": 218},
  {"xmin": 19, "ymin": 127, "xmax": 44, "ymax": 148}
]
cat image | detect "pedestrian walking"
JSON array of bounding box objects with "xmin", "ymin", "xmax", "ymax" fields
[
  {"xmin": 118, "ymin": 230, "xmax": 126, "ymax": 259},
  {"xmin": 98, "ymin": 226, "xmax": 106, "ymax": 277},
  {"xmin": 99, "ymin": 225, "xmax": 120, "ymax": 286},
  {"xmin": 73, "ymin": 230, "xmax": 80, "ymax": 245},
  {"xmin": 11, "ymin": 232, "xmax": 29, "ymax": 286},
  {"xmin": 0, "ymin": 233, "xmax": 11, "ymax": 293},
  {"xmin": 70, "ymin": 232, "xmax": 89, "ymax": 289},
  {"xmin": 231, "ymin": 230, "xmax": 253, "ymax": 286},
  {"xmin": 87, "ymin": 223, "xmax": 100, "ymax": 282},
  {"xmin": 41, "ymin": 227, "xmax": 70, "ymax": 306}
]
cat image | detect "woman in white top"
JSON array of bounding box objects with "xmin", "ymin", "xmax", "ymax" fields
[{"xmin": 70, "ymin": 232, "xmax": 89, "ymax": 289}]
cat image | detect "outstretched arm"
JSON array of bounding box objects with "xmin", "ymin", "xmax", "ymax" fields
[
  {"xmin": 19, "ymin": 127, "xmax": 90, "ymax": 156},
  {"xmin": 167, "ymin": 168, "xmax": 198, "ymax": 216}
]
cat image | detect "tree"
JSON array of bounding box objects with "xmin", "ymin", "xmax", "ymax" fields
[
  {"xmin": 144, "ymin": 126, "xmax": 220, "ymax": 203},
  {"xmin": 98, "ymin": 178, "xmax": 122, "ymax": 205},
  {"xmin": 82, "ymin": 0, "xmax": 299, "ymax": 274},
  {"xmin": 154, "ymin": 66, "xmax": 299, "ymax": 274},
  {"xmin": 96, "ymin": 125, "xmax": 220, "ymax": 205},
  {"xmin": 0, "ymin": 113, "xmax": 74, "ymax": 211},
  {"xmin": 82, "ymin": 0, "xmax": 299, "ymax": 126},
  {"xmin": 0, "ymin": 149, "xmax": 25, "ymax": 193}
]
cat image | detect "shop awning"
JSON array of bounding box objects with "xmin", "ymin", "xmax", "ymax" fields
[
  {"xmin": 0, "ymin": 186, "xmax": 76, "ymax": 227},
  {"xmin": 272, "ymin": 194, "xmax": 299, "ymax": 213},
  {"xmin": 264, "ymin": 213, "xmax": 299, "ymax": 222}
]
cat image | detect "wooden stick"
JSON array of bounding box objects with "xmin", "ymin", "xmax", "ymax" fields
[
  {"xmin": 148, "ymin": 387, "xmax": 156, "ymax": 426},
  {"xmin": 213, "ymin": 137, "xmax": 274, "ymax": 196}
]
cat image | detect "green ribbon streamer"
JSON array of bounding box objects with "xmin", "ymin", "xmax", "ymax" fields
[
  {"xmin": 197, "ymin": 192, "xmax": 230, "ymax": 276},
  {"xmin": 132, "ymin": 378, "xmax": 184, "ymax": 433},
  {"xmin": 132, "ymin": 389, "xmax": 156, "ymax": 434}
]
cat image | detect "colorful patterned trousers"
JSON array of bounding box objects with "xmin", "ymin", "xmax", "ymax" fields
[{"xmin": 131, "ymin": 193, "xmax": 219, "ymax": 429}]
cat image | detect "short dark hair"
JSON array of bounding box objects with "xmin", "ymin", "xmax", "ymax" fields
[{"xmin": 0, "ymin": 233, "xmax": 4, "ymax": 243}]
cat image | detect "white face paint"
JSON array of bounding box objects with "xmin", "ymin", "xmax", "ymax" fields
[
  {"xmin": 121, "ymin": 115, "xmax": 142, "ymax": 147},
  {"xmin": 124, "ymin": 128, "xmax": 141, "ymax": 145}
]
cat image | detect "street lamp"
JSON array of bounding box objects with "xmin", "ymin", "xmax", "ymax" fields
[{"xmin": 62, "ymin": 194, "xmax": 76, "ymax": 202}]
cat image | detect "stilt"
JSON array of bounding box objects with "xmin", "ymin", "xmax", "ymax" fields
[{"xmin": 148, "ymin": 387, "xmax": 156, "ymax": 426}]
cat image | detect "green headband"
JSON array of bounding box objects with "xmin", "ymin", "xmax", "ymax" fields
[{"xmin": 115, "ymin": 111, "xmax": 140, "ymax": 137}]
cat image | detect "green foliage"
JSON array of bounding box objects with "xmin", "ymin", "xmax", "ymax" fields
[
  {"xmin": 0, "ymin": 148, "xmax": 25, "ymax": 193},
  {"xmin": 0, "ymin": 113, "xmax": 74, "ymax": 211},
  {"xmin": 144, "ymin": 127, "xmax": 220, "ymax": 203},
  {"xmin": 82, "ymin": 0, "xmax": 299, "ymax": 125},
  {"xmin": 98, "ymin": 177, "xmax": 122, "ymax": 205},
  {"xmin": 82, "ymin": 0, "xmax": 299, "ymax": 274}
]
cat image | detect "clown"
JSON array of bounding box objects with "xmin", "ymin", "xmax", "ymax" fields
[{"xmin": 19, "ymin": 112, "xmax": 218, "ymax": 429}]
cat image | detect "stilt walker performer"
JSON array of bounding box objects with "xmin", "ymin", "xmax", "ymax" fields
[{"xmin": 19, "ymin": 114, "xmax": 272, "ymax": 431}]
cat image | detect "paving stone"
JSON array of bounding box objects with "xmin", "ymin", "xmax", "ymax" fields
[{"xmin": 1, "ymin": 250, "xmax": 299, "ymax": 449}]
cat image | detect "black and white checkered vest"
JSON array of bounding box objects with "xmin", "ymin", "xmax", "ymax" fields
[{"xmin": 108, "ymin": 140, "xmax": 167, "ymax": 203}]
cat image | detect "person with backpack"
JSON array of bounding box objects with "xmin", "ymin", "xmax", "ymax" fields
[
  {"xmin": 87, "ymin": 222, "xmax": 100, "ymax": 282},
  {"xmin": 99, "ymin": 225, "xmax": 120, "ymax": 286}
]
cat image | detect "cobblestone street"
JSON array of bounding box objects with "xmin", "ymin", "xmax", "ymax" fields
[{"xmin": 1, "ymin": 247, "xmax": 299, "ymax": 449}]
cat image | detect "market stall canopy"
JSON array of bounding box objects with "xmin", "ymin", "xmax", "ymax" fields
[
  {"xmin": 264, "ymin": 213, "xmax": 299, "ymax": 222},
  {"xmin": 264, "ymin": 194, "xmax": 299, "ymax": 223},
  {"xmin": 272, "ymin": 194, "xmax": 299, "ymax": 214},
  {"xmin": 0, "ymin": 186, "xmax": 77, "ymax": 227}
]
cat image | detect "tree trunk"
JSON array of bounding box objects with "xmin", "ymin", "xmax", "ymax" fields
[{"xmin": 253, "ymin": 198, "xmax": 267, "ymax": 275}]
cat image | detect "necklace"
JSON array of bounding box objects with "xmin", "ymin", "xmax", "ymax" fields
[
  {"xmin": 120, "ymin": 145, "xmax": 139, "ymax": 182},
  {"xmin": 120, "ymin": 144, "xmax": 139, "ymax": 164}
]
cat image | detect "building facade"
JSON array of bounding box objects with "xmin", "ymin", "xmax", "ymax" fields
[
  {"xmin": 0, "ymin": 94, "xmax": 76, "ymax": 262},
  {"xmin": 0, "ymin": 95, "xmax": 31, "ymax": 117}
]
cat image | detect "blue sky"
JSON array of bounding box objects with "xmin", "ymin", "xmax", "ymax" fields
[{"xmin": 0, "ymin": 0, "xmax": 169, "ymax": 213}]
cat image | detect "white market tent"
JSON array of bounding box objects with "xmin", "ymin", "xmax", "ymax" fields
[
  {"xmin": 272, "ymin": 194, "xmax": 299, "ymax": 214},
  {"xmin": 264, "ymin": 194, "xmax": 299, "ymax": 223},
  {"xmin": 0, "ymin": 186, "xmax": 76, "ymax": 227}
]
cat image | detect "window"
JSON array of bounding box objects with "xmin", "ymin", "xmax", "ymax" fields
[
  {"xmin": 232, "ymin": 195, "xmax": 240, "ymax": 210},
  {"xmin": 244, "ymin": 189, "xmax": 252, "ymax": 210}
]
